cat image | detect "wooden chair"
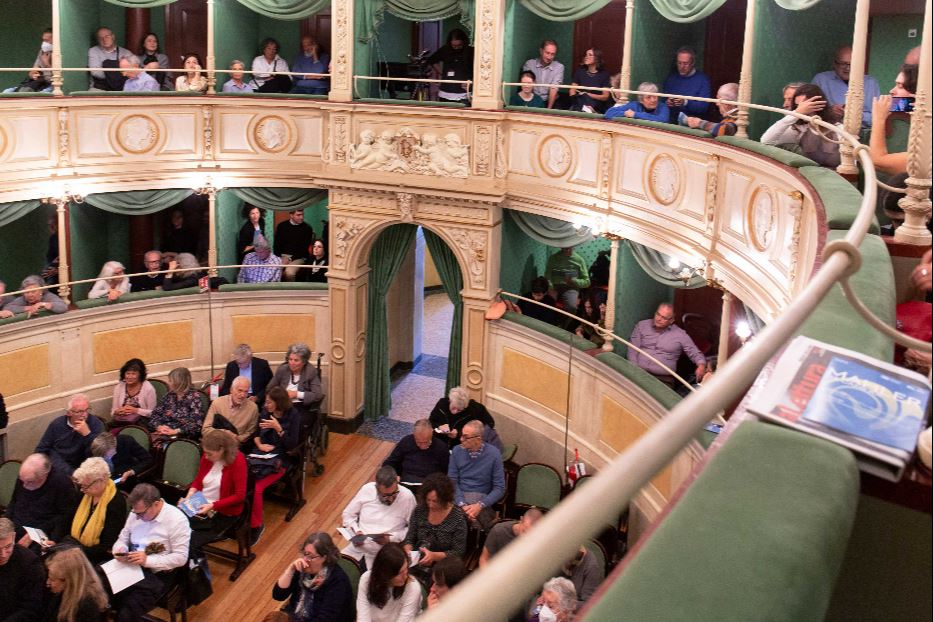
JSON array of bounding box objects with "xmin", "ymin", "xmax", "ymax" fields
[
  {"xmin": 149, "ymin": 378, "xmax": 169, "ymax": 403},
  {"xmin": 584, "ymin": 538, "xmax": 609, "ymax": 579},
  {"xmin": 510, "ymin": 462, "xmax": 563, "ymax": 518},
  {"xmin": 202, "ymin": 473, "xmax": 256, "ymax": 581},
  {"xmin": 156, "ymin": 439, "xmax": 201, "ymax": 505},
  {"xmin": 0, "ymin": 459, "xmax": 21, "ymax": 512},
  {"xmin": 337, "ymin": 554, "xmax": 364, "ymax": 599},
  {"xmin": 118, "ymin": 424, "xmax": 152, "ymax": 452}
]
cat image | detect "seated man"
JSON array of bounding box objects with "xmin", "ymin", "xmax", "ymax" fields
[
  {"xmin": 504, "ymin": 276, "xmax": 561, "ymax": 327},
  {"xmin": 522, "ymin": 39, "xmax": 565, "ymax": 109},
  {"xmin": 628, "ymin": 303, "xmax": 706, "ymax": 391},
  {"xmin": 273, "ymin": 209, "xmax": 314, "ymax": 282},
  {"xmin": 429, "ymin": 386, "xmax": 497, "ymax": 450},
  {"xmin": 545, "ymin": 246, "xmax": 591, "ymax": 313},
  {"xmin": 220, "ymin": 343, "xmax": 274, "ymax": 405},
  {"xmin": 3, "ymin": 274, "xmax": 68, "ymax": 317},
  {"xmin": 0, "ymin": 518, "xmax": 46, "ymax": 622},
  {"xmin": 448, "ymin": 420, "xmax": 505, "ymax": 530},
  {"xmin": 237, "ymin": 238, "xmax": 282, "ymax": 284},
  {"xmin": 129, "ymin": 250, "xmax": 165, "ymax": 292},
  {"xmin": 680, "ymin": 82, "xmax": 739, "ymax": 136},
  {"xmin": 382, "ymin": 419, "xmax": 450, "ymax": 485},
  {"xmin": 111, "ymin": 484, "xmax": 191, "ymax": 622},
  {"xmin": 604, "ymin": 80, "xmax": 669, "ymax": 123},
  {"xmin": 557, "ymin": 546, "xmax": 602, "ymax": 607},
  {"xmin": 341, "ymin": 466, "xmax": 416, "ymax": 568},
  {"xmin": 662, "ymin": 46, "xmax": 711, "ymax": 123},
  {"xmin": 812, "ymin": 45, "xmax": 880, "ymax": 127},
  {"xmin": 35, "ymin": 393, "xmax": 104, "ymax": 475},
  {"xmin": 120, "ymin": 55, "xmax": 160, "ymax": 92},
  {"xmin": 202, "ymin": 376, "xmax": 259, "ymax": 445},
  {"xmin": 87, "ymin": 26, "xmax": 132, "ymax": 91},
  {"xmin": 3, "ymin": 453, "xmax": 77, "ymax": 548},
  {"xmin": 478, "ymin": 507, "xmax": 543, "ymax": 567}
]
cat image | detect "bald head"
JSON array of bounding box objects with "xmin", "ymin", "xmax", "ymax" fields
[{"xmin": 20, "ymin": 454, "xmax": 52, "ymax": 490}]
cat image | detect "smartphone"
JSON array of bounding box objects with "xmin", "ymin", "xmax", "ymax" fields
[{"xmin": 890, "ymin": 97, "xmax": 915, "ymax": 112}]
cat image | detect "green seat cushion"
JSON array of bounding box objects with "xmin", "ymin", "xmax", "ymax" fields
[
  {"xmin": 68, "ymin": 90, "xmax": 202, "ymax": 97},
  {"xmin": 594, "ymin": 352, "xmax": 682, "ymax": 410},
  {"xmin": 716, "ymin": 135, "xmax": 819, "ymax": 168},
  {"xmin": 0, "ymin": 91, "xmax": 54, "ymax": 98},
  {"xmin": 218, "ymin": 282, "xmax": 328, "ymax": 292},
  {"xmin": 215, "ymin": 92, "xmax": 327, "ymax": 100},
  {"xmin": 357, "ymin": 98, "xmax": 465, "ymax": 108},
  {"xmin": 608, "ymin": 115, "xmax": 712, "ymax": 138},
  {"xmin": 501, "ymin": 312, "xmax": 598, "ymax": 351},
  {"xmin": 505, "ymin": 106, "xmax": 600, "ymax": 121},
  {"xmin": 796, "ymin": 231, "xmax": 894, "ymax": 362},
  {"xmin": 73, "ymin": 287, "xmax": 202, "ymax": 309},
  {"xmin": 800, "ymin": 166, "xmax": 880, "ymax": 234},
  {"xmin": 585, "ymin": 421, "xmax": 859, "ymax": 622}
]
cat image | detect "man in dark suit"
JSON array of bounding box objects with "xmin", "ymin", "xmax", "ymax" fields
[{"xmin": 219, "ymin": 343, "xmax": 273, "ymax": 406}]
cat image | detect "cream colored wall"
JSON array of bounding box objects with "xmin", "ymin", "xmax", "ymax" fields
[{"xmin": 424, "ymin": 243, "xmax": 443, "ymax": 289}]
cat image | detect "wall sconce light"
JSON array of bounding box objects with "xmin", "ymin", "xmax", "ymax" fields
[{"xmin": 735, "ymin": 320, "xmax": 752, "ymax": 344}]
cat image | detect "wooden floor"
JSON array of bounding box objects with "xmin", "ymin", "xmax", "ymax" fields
[{"xmin": 153, "ymin": 433, "xmax": 395, "ymax": 622}]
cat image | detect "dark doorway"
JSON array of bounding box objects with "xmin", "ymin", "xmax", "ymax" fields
[
  {"xmin": 703, "ymin": 0, "xmax": 747, "ymax": 91},
  {"xmin": 163, "ymin": 0, "xmax": 208, "ymax": 69},
  {"xmin": 573, "ymin": 0, "xmax": 627, "ymax": 75},
  {"xmin": 300, "ymin": 9, "xmax": 332, "ymax": 51}
]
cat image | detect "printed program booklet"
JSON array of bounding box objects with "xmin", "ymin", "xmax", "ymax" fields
[{"xmin": 749, "ymin": 336, "xmax": 931, "ymax": 481}]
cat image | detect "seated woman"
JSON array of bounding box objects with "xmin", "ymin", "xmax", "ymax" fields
[
  {"xmin": 4, "ymin": 274, "xmax": 68, "ymax": 316},
  {"xmin": 183, "ymin": 429, "xmax": 247, "ymax": 557},
  {"xmin": 509, "ymin": 70, "xmax": 545, "ymax": 108},
  {"xmin": 604, "ymin": 80, "xmax": 670, "ymax": 123},
  {"xmin": 162, "ymin": 252, "xmax": 203, "ymax": 291},
  {"xmin": 222, "ymin": 59, "xmax": 254, "ymax": 94},
  {"xmin": 291, "ymin": 36, "xmax": 330, "ymax": 95},
  {"xmin": 90, "ymin": 433, "xmax": 153, "ymax": 489},
  {"xmin": 238, "ymin": 204, "xmax": 267, "ymax": 264},
  {"xmin": 760, "ymin": 83, "xmax": 841, "ymax": 168},
  {"xmin": 870, "ymin": 63, "xmax": 918, "ymax": 176},
  {"xmin": 251, "ymin": 37, "xmax": 290, "ymax": 91},
  {"xmin": 426, "ymin": 557, "xmax": 466, "ymax": 609},
  {"xmin": 403, "ymin": 473, "xmax": 467, "ymax": 586},
  {"xmin": 175, "ymin": 52, "xmax": 207, "ymax": 93},
  {"xmin": 138, "ymin": 32, "xmax": 171, "ymax": 90},
  {"xmin": 357, "ymin": 543, "xmax": 422, "ymax": 622},
  {"xmin": 110, "ymin": 357, "xmax": 157, "ymax": 427},
  {"xmin": 147, "ymin": 366, "xmax": 204, "ymax": 446},
  {"xmin": 44, "ymin": 457, "xmax": 128, "ymax": 564},
  {"xmin": 429, "ymin": 386, "xmax": 496, "ymax": 449},
  {"xmin": 248, "ymin": 386, "xmax": 301, "ymax": 545},
  {"xmin": 569, "ymin": 48, "xmax": 611, "ymax": 114},
  {"xmin": 574, "ymin": 291, "xmax": 607, "ymax": 348},
  {"xmin": 272, "ymin": 531, "xmax": 354, "ymax": 622},
  {"xmin": 43, "ymin": 547, "xmax": 109, "ymax": 622},
  {"xmin": 88, "ymin": 260, "xmax": 130, "ymax": 301},
  {"xmin": 528, "ymin": 577, "xmax": 577, "ymax": 622},
  {"xmin": 302, "ymin": 240, "xmax": 328, "ymax": 283},
  {"xmin": 267, "ymin": 342, "xmax": 324, "ymax": 428}
]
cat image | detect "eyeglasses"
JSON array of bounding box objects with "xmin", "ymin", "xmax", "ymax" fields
[
  {"xmin": 379, "ymin": 489, "xmax": 401, "ymax": 501},
  {"xmin": 834, "ymin": 60, "xmax": 851, "ymax": 68},
  {"xmin": 69, "ymin": 408, "xmax": 91, "ymax": 415},
  {"xmin": 132, "ymin": 502, "xmax": 154, "ymax": 517},
  {"xmin": 655, "ymin": 312, "xmax": 674, "ymax": 321},
  {"xmin": 460, "ymin": 434, "xmax": 480, "ymax": 441},
  {"xmin": 77, "ymin": 478, "xmax": 104, "ymax": 490},
  {"xmin": 303, "ymin": 551, "xmax": 323, "ymax": 560}
]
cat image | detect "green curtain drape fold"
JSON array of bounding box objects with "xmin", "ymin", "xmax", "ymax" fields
[
  {"xmin": 84, "ymin": 189, "xmax": 193, "ymax": 215},
  {"xmin": 357, "ymin": 0, "xmax": 474, "ymax": 44},
  {"xmin": 646, "ymin": 0, "xmax": 728, "ymax": 22},
  {"xmin": 423, "ymin": 229, "xmax": 463, "ymax": 393},
  {"xmin": 508, "ymin": 210, "xmax": 594, "ymax": 248},
  {"xmin": 102, "ymin": 0, "xmax": 176, "ymax": 7},
  {"xmin": 234, "ymin": 0, "xmax": 329, "ymax": 19},
  {"xmin": 0, "ymin": 200, "xmax": 42, "ymax": 228},
  {"xmin": 229, "ymin": 187, "xmax": 326, "ymax": 211},
  {"xmin": 773, "ymin": 0, "xmax": 823, "ymax": 9},
  {"xmin": 625, "ymin": 240, "xmax": 706, "ymax": 288},
  {"xmin": 364, "ymin": 224, "xmax": 418, "ymax": 420},
  {"xmin": 517, "ymin": 0, "xmax": 612, "ymax": 21}
]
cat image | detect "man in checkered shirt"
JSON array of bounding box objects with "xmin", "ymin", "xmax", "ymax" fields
[{"xmin": 237, "ymin": 237, "xmax": 282, "ymax": 283}]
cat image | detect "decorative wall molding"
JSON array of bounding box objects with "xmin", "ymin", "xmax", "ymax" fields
[
  {"xmin": 396, "ymin": 191, "xmax": 415, "ymax": 222},
  {"xmin": 348, "ymin": 128, "xmax": 469, "ymax": 178}
]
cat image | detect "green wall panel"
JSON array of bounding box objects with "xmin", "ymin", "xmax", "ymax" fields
[
  {"xmin": 216, "ymin": 191, "xmax": 245, "ymax": 284},
  {"xmin": 0, "ymin": 206, "xmax": 53, "ymax": 291},
  {"xmin": 868, "ymin": 14, "xmax": 923, "ymax": 97},
  {"xmin": 0, "ymin": 0, "xmax": 52, "ymax": 77},
  {"xmin": 498, "ymin": 210, "xmax": 549, "ymax": 296},
  {"xmin": 98, "ymin": 1, "xmax": 126, "ymax": 47},
  {"xmin": 503, "ymin": 2, "xmax": 574, "ymax": 98},
  {"xmin": 60, "ymin": 0, "xmax": 101, "ymax": 93},
  {"xmin": 259, "ymin": 15, "xmax": 302, "ymax": 66},
  {"xmin": 631, "ymin": 1, "xmax": 706, "ymax": 91},
  {"xmin": 69, "ymin": 204, "xmax": 129, "ymax": 301},
  {"xmin": 214, "ymin": 0, "xmax": 260, "ymax": 78},
  {"xmin": 613, "ymin": 242, "xmax": 674, "ymax": 356}
]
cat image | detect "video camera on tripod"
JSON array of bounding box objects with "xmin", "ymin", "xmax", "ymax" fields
[{"xmin": 407, "ymin": 48, "xmax": 432, "ymax": 101}]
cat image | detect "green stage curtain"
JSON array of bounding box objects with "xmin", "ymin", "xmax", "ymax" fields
[
  {"xmin": 229, "ymin": 187, "xmax": 327, "ymax": 211},
  {"xmin": 646, "ymin": 0, "xmax": 727, "ymax": 22},
  {"xmin": 625, "ymin": 240, "xmax": 706, "ymax": 288},
  {"xmin": 508, "ymin": 210, "xmax": 594, "ymax": 248},
  {"xmin": 0, "ymin": 200, "xmax": 42, "ymax": 228},
  {"xmin": 517, "ymin": 0, "xmax": 613, "ymax": 21},
  {"xmin": 234, "ymin": 0, "xmax": 329, "ymax": 19},
  {"xmin": 357, "ymin": 0, "xmax": 474, "ymax": 44},
  {"xmin": 102, "ymin": 0, "xmax": 176, "ymax": 7},
  {"xmin": 773, "ymin": 0, "xmax": 823, "ymax": 9},
  {"xmin": 84, "ymin": 189, "xmax": 193, "ymax": 215},
  {"xmin": 423, "ymin": 229, "xmax": 463, "ymax": 393},
  {"xmin": 364, "ymin": 224, "xmax": 418, "ymax": 420}
]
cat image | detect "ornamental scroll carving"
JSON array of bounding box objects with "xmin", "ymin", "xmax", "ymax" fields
[
  {"xmin": 473, "ymin": 126, "xmax": 492, "ymax": 176},
  {"xmin": 475, "ymin": 0, "xmax": 496, "ymax": 97},
  {"xmin": 333, "ymin": 116, "xmax": 349, "ymax": 164},
  {"xmin": 704, "ymin": 155, "xmax": 720, "ymax": 232},
  {"xmin": 448, "ymin": 227, "xmax": 487, "ymax": 288},
  {"xmin": 348, "ymin": 128, "xmax": 469, "ymax": 178},
  {"xmin": 494, "ymin": 127, "xmax": 506, "ymax": 179},
  {"xmin": 202, "ymin": 106, "xmax": 214, "ymax": 159},
  {"xmin": 332, "ymin": 2, "xmax": 350, "ymax": 91},
  {"xmin": 599, "ymin": 134, "xmax": 612, "ymax": 199},
  {"xmin": 332, "ymin": 216, "xmax": 374, "ymax": 270},
  {"xmin": 57, "ymin": 108, "xmax": 70, "ymax": 165},
  {"xmin": 397, "ymin": 192, "xmax": 415, "ymax": 222},
  {"xmin": 787, "ymin": 191, "xmax": 804, "ymax": 283}
]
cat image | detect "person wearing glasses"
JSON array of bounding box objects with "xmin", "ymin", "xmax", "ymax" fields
[
  {"xmin": 111, "ymin": 483, "xmax": 191, "ymax": 622},
  {"xmin": 340, "ymin": 466, "xmax": 416, "ymax": 569},
  {"xmin": 627, "ymin": 303, "xmax": 706, "ymax": 393},
  {"xmin": 272, "ymin": 531, "xmax": 354, "ymax": 621},
  {"xmin": 0, "ymin": 517, "xmax": 46, "ymax": 622},
  {"xmin": 4, "ymin": 453, "xmax": 77, "ymax": 550},
  {"xmin": 811, "ymin": 45, "xmax": 880, "ymax": 127},
  {"xmin": 35, "ymin": 393, "xmax": 104, "ymax": 476},
  {"xmin": 447, "ymin": 420, "xmax": 505, "ymax": 531},
  {"xmin": 129, "ymin": 250, "xmax": 166, "ymax": 292}
]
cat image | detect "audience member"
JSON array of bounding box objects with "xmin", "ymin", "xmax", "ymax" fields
[
  {"xmin": 272, "ymin": 532, "xmax": 354, "ymax": 622},
  {"xmin": 429, "ymin": 386, "xmax": 496, "ymax": 450},
  {"xmin": 663, "ymin": 46, "xmax": 710, "ymax": 122},
  {"xmin": 221, "ymin": 343, "xmax": 274, "ymax": 405},
  {"xmin": 509, "ymin": 70, "xmax": 546, "ymax": 108},
  {"xmin": 0, "ymin": 517, "xmax": 46, "ymax": 622},
  {"xmin": 267, "ymin": 342, "xmax": 325, "ymax": 429},
  {"xmin": 291, "ymin": 36, "xmax": 330, "ymax": 95},
  {"xmin": 382, "ymin": 419, "xmax": 449, "ymax": 484},
  {"xmin": 869, "ymin": 64, "xmax": 918, "ymax": 175},
  {"xmin": 479, "ymin": 507, "xmax": 544, "ymax": 567},
  {"xmin": 129, "ymin": 250, "xmax": 165, "ymax": 292},
  {"xmin": 138, "ymin": 32, "xmax": 171, "ymax": 90},
  {"xmin": 147, "ymin": 366, "xmax": 204, "ymax": 445},
  {"xmin": 503, "ymin": 276, "xmax": 560, "ymax": 326},
  {"xmin": 42, "ymin": 547, "xmax": 109, "ymax": 622},
  {"xmin": 403, "ymin": 473, "xmax": 468, "ymax": 584},
  {"xmin": 203, "ymin": 376, "xmax": 259, "ymax": 444},
  {"xmin": 557, "ymin": 546, "xmax": 601, "ymax": 607},
  {"xmin": 604, "ymin": 80, "xmax": 669, "ymax": 123},
  {"xmin": 252, "ymin": 38, "xmax": 291, "ymax": 92},
  {"xmin": 761, "ymin": 83, "xmax": 842, "ymax": 167},
  {"xmin": 680, "ymin": 82, "xmax": 738, "ymax": 135},
  {"xmin": 448, "ymin": 420, "xmax": 505, "ymax": 530},
  {"xmin": 274, "ymin": 209, "xmax": 315, "ymax": 281},
  {"xmin": 87, "ymin": 26, "xmax": 132, "ymax": 91},
  {"xmin": 302, "ymin": 240, "xmax": 329, "ymax": 283},
  {"xmin": 87, "ymin": 260, "xmax": 130, "ymax": 301},
  {"xmin": 811, "ymin": 45, "xmax": 880, "ymax": 127},
  {"xmin": 356, "ymin": 543, "xmax": 422, "ymax": 622},
  {"xmin": 545, "ymin": 246, "xmax": 591, "ymax": 313},
  {"xmin": 4, "ymin": 453, "xmax": 77, "ymax": 548},
  {"xmin": 162, "ymin": 209, "xmax": 198, "ymax": 258},
  {"xmin": 90, "ymin": 432, "xmax": 153, "ymax": 487},
  {"xmin": 222, "ymin": 59, "xmax": 255, "ymax": 94},
  {"xmin": 3, "ymin": 29, "xmax": 55, "ymax": 93},
  {"xmin": 238, "ymin": 237, "xmax": 282, "ymax": 284},
  {"xmin": 110, "ymin": 357, "xmax": 153, "ymax": 425},
  {"xmin": 428, "ymin": 29, "xmax": 474, "ymax": 105},
  {"xmin": 528, "ymin": 577, "xmax": 577, "ymax": 622},
  {"xmin": 523, "ymin": 40, "xmax": 565, "ymax": 109},
  {"xmin": 0, "ymin": 281, "xmax": 13, "ymax": 319},
  {"xmin": 162, "ymin": 253, "xmax": 202, "ymax": 291},
  {"xmin": 628, "ymin": 303, "xmax": 706, "ymax": 390},
  {"xmin": 569, "ymin": 48, "xmax": 611, "ymax": 113},
  {"xmin": 35, "ymin": 393, "xmax": 103, "ymax": 475},
  {"xmin": 878, "ymin": 172, "xmax": 909, "ymax": 236},
  {"xmin": 111, "ymin": 483, "xmax": 191, "ymax": 622},
  {"xmin": 120, "ymin": 55, "xmax": 160, "ymax": 92},
  {"xmin": 175, "ymin": 52, "xmax": 207, "ymax": 93},
  {"xmin": 43, "ymin": 215, "xmax": 60, "ymax": 287},
  {"xmin": 574, "ymin": 293, "xmax": 606, "ymax": 348},
  {"xmin": 426, "ymin": 557, "xmax": 466, "ymax": 609},
  {"xmin": 782, "ymin": 81, "xmax": 805, "ymax": 110},
  {"xmin": 905, "ymin": 45, "xmax": 921, "ymax": 65},
  {"xmin": 238, "ymin": 204, "xmax": 267, "ymax": 263},
  {"xmin": 4, "ymin": 275, "xmax": 68, "ymax": 316},
  {"xmin": 341, "ymin": 466, "xmax": 416, "ymax": 568}
]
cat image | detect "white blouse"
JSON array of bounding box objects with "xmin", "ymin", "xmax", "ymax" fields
[
  {"xmin": 355, "ymin": 573, "xmax": 421, "ymax": 622},
  {"xmin": 201, "ymin": 461, "xmax": 224, "ymax": 503}
]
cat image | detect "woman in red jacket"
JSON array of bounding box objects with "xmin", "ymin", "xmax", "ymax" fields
[{"xmin": 184, "ymin": 428, "xmax": 247, "ymax": 557}]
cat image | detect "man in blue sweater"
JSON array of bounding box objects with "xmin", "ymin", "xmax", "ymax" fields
[
  {"xmin": 34, "ymin": 393, "xmax": 103, "ymax": 475},
  {"xmin": 662, "ymin": 46, "xmax": 710, "ymax": 123},
  {"xmin": 448, "ymin": 420, "xmax": 505, "ymax": 530}
]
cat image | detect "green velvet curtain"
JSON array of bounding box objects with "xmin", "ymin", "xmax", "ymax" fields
[
  {"xmin": 102, "ymin": 0, "xmax": 176, "ymax": 7},
  {"xmin": 364, "ymin": 224, "xmax": 418, "ymax": 420},
  {"xmin": 234, "ymin": 0, "xmax": 329, "ymax": 19},
  {"xmin": 84, "ymin": 189, "xmax": 194, "ymax": 215},
  {"xmin": 357, "ymin": 0, "xmax": 474, "ymax": 43},
  {"xmin": 517, "ymin": 0, "xmax": 612, "ymax": 21},
  {"xmin": 229, "ymin": 187, "xmax": 327, "ymax": 211},
  {"xmin": 774, "ymin": 0, "xmax": 823, "ymax": 9},
  {"xmin": 646, "ymin": 0, "xmax": 728, "ymax": 22},
  {"xmin": 423, "ymin": 229, "xmax": 463, "ymax": 393},
  {"xmin": 625, "ymin": 240, "xmax": 706, "ymax": 288},
  {"xmin": 509, "ymin": 210, "xmax": 594, "ymax": 248},
  {"xmin": 0, "ymin": 200, "xmax": 42, "ymax": 228}
]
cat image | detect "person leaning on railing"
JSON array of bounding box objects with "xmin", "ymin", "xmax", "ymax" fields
[
  {"xmin": 760, "ymin": 83, "xmax": 842, "ymax": 168},
  {"xmin": 3, "ymin": 274, "xmax": 68, "ymax": 317},
  {"xmin": 222, "ymin": 59, "xmax": 255, "ymax": 94},
  {"xmin": 604, "ymin": 81, "xmax": 669, "ymax": 124},
  {"xmin": 88, "ymin": 260, "xmax": 130, "ymax": 301},
  {"xmin": 679, "ymin": 82, "xmax": 739, "ymax": 136},
  {"xmin": 509, "ymin": 71, "xmax": 546, "ymax": 108},
  {"xmin": 175, "ymin": 52, "xmax": 208, "ymax": 94}
]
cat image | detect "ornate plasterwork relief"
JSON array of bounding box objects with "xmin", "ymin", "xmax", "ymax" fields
[
  {"xmin": 202, "ymin": 105, "xmax": 214, "ymax": 159},
  {"xmin": 332, "ymin": 115, "xmax": 349, "ymax": 164},
  {"xmin": 494, "ymin": 126, "xmax": 506, "ymax": 179},
  {"xmin": 397, "ymin": 192, "xmax": 415, "ymax": 222},
  {"xmin": 704, "ymin": 155, "xmax": 720, "ymax": 232},
  {"xmin": 538, "ymin": 135, "xmax": 572, "ymax": 177},
  {"xmin": 475, "ymin": 0, "xmax": 496, "ymax": 97},
  {"xmin": 57, "ymin": 109, "xmax": 69, "ymax": 165},
  {"xmin": 747, "ymin": 185, "xmax": 776, "ymax": 252},
  {"xmin": 254, "ymin": 115, "xmax": 290, "ymax": 153},
  {"xmin": 115, "ymin": 114, "xmax": 158, "ymax": 154},
  {"xmin": 647, "ymin": 153, "xmax": 681, "ymax": 206},
  {"xmin": 331, "ymin": 1, "xmax": 350, "ymax": 92},
  {"xmin": 599, "ymin": 134, "xmax": 612, "ymax": 199},
  {"xmin": 473, "ymin": 125, "xmax": 492, "ymax": 176},
  {"xmin": 332, "ymin": 216, "xmax": 376, "ymax": 270},
  {"xmin": 787, "ymin": 191, "xmax": 804, "ymax": 283},
  {"xmin": 348, "ymin": 128, "xmax": 469, "ymax": 178},
  {"xmin": 447, "ymin": 227, "xmax": 487, "ymax": 288}
]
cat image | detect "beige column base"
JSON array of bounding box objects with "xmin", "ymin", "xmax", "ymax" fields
[{"xmin": 327, "ymin": 271, "xmax": 369, "ymax": 424}]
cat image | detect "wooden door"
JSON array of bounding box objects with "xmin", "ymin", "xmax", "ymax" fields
[
  {"xmin": 573, "ymin": 0, "xmax": 627, "ymax": 76},
  {"xmin": 164, "ymin": 0, "xmax": 207, "ymax": 69},
  {"xmin": 300, "ymin": 9, "xmax": 332, "ymax": 54},
  {"xmin": 703, "ymin": 0, "xmax": 747, "ymax": 91}
]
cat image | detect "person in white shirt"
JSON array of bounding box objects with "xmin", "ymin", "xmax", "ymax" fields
[
  {"xmin": 251, "ymin": 37, "xmax": 290, "ymax": 90},
  {"xmin": 111, "ymin": 483, "xmax": 191, "ymax": 622},
  {"xmin": 341, "ymin": 466, "xmax": 415, "ymax": 569},
  {"xmin": 356, "ymin": 543, "xmax": 421, "ymax": 622},
  {"xmin": 87, "ymin": 260, "xmax": 130, "ymax": 301}
]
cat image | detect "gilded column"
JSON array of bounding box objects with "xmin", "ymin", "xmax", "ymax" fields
[
  {"xmin": 735, "ymin": 0, "xmax": 757, "ymax": 138},
  {"xmin": 602, "ymin": 236, "xmax": 621, "ymax": 351},
  {"xmin": 718, "ymin": 291, "xmax": 733, "ymax": 365},
  {"xmin": 51, "ymin": 0, "xmax": 62, "ymax": 95},
  {"xmin": 837, "ymin": 0, "xmax": 871, "ymax": 175},
  {"xmin": 618, "ymin": 0, "xmax": 635, "ymax": 103},
  {"xmin": 206, "ymin": 0, "xmax": 216, "ymax": 94},
  {"xmin": 471, "ymin": 0, "xmax": 508, "ymax": 110},
  {"xmin": 329, "ymin": 0, "xmax": 355, "ymax": 102}
]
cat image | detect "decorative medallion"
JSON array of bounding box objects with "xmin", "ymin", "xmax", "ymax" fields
[
  {"xmin": 647, "ymin": 154, "xmax": 680, "ymax": 206},
  {"xmin": 538, "ymin": 135, "xmax": 572, "ymax": 177},
  {"xmin": 747, "ymin": 186, "xmax": 776, "ymax": 252},
  {"xmin": 115, "ymin": 114, "xmax": 158, "ymax": 154},
  {"xmin": 347, "ymin": 128, "xmax": 469, "ymax": 178},
  {"xmin": 254, "ymin": 115, "xmax": 290, "ymax": 153}
]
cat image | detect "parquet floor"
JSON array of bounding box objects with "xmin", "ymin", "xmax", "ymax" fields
[{"xmin": 151, "ymin": 433, "xmax": 394, "ymax": 621}]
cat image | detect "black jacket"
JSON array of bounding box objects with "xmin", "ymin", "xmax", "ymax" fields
[{"xmin": 220, "ymin": 357, "xmax": 274, "ymax": 406}]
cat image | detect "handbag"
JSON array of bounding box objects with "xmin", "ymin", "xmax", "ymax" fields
[
  {"xmin": 211, "ymin": 413, "xmax": 239, "ymax": 434},
  {"xmin": 247, "ymin": 454, "xmax": 282, "ymax": 479},
  {"xmin": 186, "ymin": 557, "xmax": 214, "ymax": 606},
  {"xmin": 256, "ymin": 59, "xmax": 292, "ymax": 93}
]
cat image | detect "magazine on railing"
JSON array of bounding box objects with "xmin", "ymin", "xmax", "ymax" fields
[{"xmin": 749, "ymin": 336, "xmax": 931, "ymax": 482}]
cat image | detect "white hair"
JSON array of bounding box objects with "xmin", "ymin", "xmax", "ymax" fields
[
  {"xmin": 717, "ymin": 82, "xmax": 738, "ymax": 101},
  {"xmin": 448, "ymin": 386, "xmax": 470, "ymax": 411},
  {"xmin": 542, "ymin": 577, "xmax": 577, "ymax": 614},
  {"xmin": 97, "ymin": 260, "xmax": 126, "ymax": 280},
  {"xmin": 73, "ymin": 457, "xmax": 111, "ymax": 484}
]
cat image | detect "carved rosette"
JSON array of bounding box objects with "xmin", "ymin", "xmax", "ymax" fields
[
  {"xmin": 475, "ymin": 0, "xmax": 496, "ymax": 97},
  {"xmin": 538, "ymin": 135, "xmax": 572, "ymax": 177},
  {"xmin": 115, "ymin": 114, "xmax": 159, "ymax": 155},
  {"xmin": 202, "ymin": 105, "xmax": 214, "ymax": 160},
  {"xmin": 448, "ymin": 227, "xmax": 487, "ymax": 288},
  {"xmin": 647, "ymin": 153, "xmax": 681, "ymax": 206},
  {"xmin": 494, "ymin": 127, "xmax": 506, "ymax": 179},
  {"xmin": 332, "ymin": 216, "xmax": 375, "ymax": 270},
  {"xmin": 747, "ymin": 186, "xmax": 776, "ymax": 252},
  {"xmin": 396, "ymin": 192, "xmax": 415, "ymax": 222},
  {"xmin": 57, "ymin": 108, "xmax": 70, "ymax": 166},
  {"xmin": 466, "ymin": 363, "xmax": 484, "ymax": 389},
  {"xmin": 704, "ymin": 155, "xmax": 720, "ymax": 231},
  {"xmin": 473, "ymin": 126, "xmax": 492, "ymax": 176}
]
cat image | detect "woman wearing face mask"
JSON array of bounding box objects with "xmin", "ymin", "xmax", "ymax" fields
[{"xmin": 528, "ymin": 577, "xmax": 577, "ymax": 622}]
